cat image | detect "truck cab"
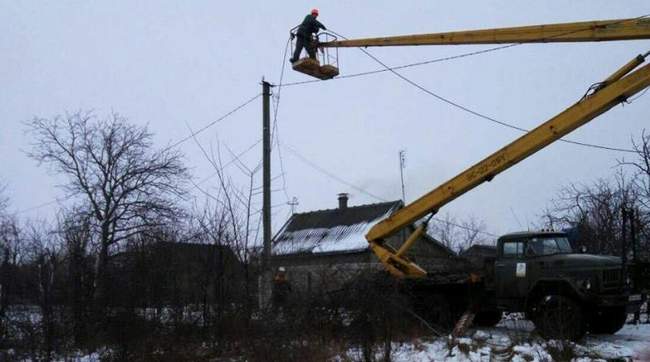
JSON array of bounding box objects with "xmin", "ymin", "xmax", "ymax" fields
[{"xmin": 493, "ymin": 231, "xmax": 645, "ymax": 339}]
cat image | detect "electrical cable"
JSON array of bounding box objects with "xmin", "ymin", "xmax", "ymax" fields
[
  {"xmin": 326, "ymin": 28, "xmax": 641, "ymax": 154},
  {"xmin": 283, "ymin": 143, "xmax": 388, "ymax": 202},
  {"xmin": 282, "ymin": 143, "xmax": 497, "ymax": 237},
  {"xmin": 168, "ymin": 93, "xmax": 262, "ymax": 149},
  {"xmin": 282, "ymin": 14, "xmax": 650, "ymax": 88},
  {"xmin": 271, "ymin": 101, "xmax": 291, "ymax": 203},
  {"xmin": 16, "ymin": 198, "xmax": 65, "ymax": 215},
  {"xmin": 280, "ymin": 43, "xmax": 519, "ymax": 87},
  {"xmin": 18, "ymin": 93, "xmax": 263, "ymax": 215},
  {"xmin": 628, "ymin": 85, "xmax": 650, "ymax": 103},
  {"xmin": 270, "ymin": 38, "xmax": 292, "ymax": 203},
  {"xmin": 431, "ymin": 217, "xmax": 498, "ymax": 238},
  {"xmin": 194, "ymin": 138, "xmax": 262, "ymax": 187}
]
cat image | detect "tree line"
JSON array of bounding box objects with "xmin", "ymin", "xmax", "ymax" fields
[{"xmin": 1, "ymin": 111, "xmax": 649, "ymax": 360}]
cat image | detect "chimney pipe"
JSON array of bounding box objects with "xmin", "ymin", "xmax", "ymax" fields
[{"xmin": 338, "ymin": 193, "xmax": 349, "ymax": 210}]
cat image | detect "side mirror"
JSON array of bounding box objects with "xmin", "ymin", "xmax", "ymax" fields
[{"xmin": 580, "ymin": 245, "xmax": 587, "ymax": 253}]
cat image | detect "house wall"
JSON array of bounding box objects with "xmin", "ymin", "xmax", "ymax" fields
[
  {"xmin": 270, "ymin": 233, "xmax": 460, "ymax": 296},
  {"xmin": 108, "ymin": 243, "xmax": 245, "ymax": 307},
  {"xmin": 270, "ymin": 250, "xmax": 381, "ymax": 296}
]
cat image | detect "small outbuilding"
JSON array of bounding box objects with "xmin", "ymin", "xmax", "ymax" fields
[{"xmin": 270, "ymin": 193, "xmax": 459, "ymax": 296}]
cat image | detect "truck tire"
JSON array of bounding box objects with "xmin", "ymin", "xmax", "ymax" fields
[
  {"xmin": 588, "ymin": 307, "xmax": 627, "ymax": 334},
  {"xmin": 473, "ymin": 310, "xmax": 502, "ymax": 327},
  {"xmin": 532, "ymin": 295, "xmax": 585, "ymax": 341}
]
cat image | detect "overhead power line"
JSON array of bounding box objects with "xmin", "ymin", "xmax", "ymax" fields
[
  {"xmin": 18, "ymin": 93, "xmax": 263, "ymax": 215},
  {"xmin": 281, "ymin": 43, "xmax": 519, "ymax": 87},
  {"xmin": 321, "ymin": 27, "xmax": 641, "ymax": 154},
  {"xmin": 271, "ymin": 37, "xmax": 292, "ymax": 204},
  {"xmin": 283, "ymin": 143, "xmax": 388, "ymax": 202},
  {"xmin": 194, "ymin": 138, "xmax": 263, "ymax": 187},
  {"xmin": 283, "ymin": 15, "xmax": 649, "ymax": 88},
  {"xmin": 16, "ymin": 198, "xmax": 64, "ymax": 215},
  {"xmin": 357, "ymin": 45, "xmax": 638, "ymax": 153},
  {"xmin": 282, "ymin": 143, "xmax": 497, "ymax": 237},
  {"xmin": 431, "ymin": 217, "xmax": 498, "ymax": 238},
  {"xmin": 168, "ymin": 93, "xmax": 262, "ymax": 149}
]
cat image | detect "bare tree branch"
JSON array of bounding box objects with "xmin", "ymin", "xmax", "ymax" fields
[{"xmin": 25, "ymin": 111, "xmax": 190, "ymax": 302}]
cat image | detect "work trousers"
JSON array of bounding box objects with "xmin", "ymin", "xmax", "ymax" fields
[{"xmin": 292, "ymin": 35, "xmax": 316, "ymax": 61}]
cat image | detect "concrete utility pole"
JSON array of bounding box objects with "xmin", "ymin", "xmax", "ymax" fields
[
  {"xmin": 259, "ymin": 79, "xmax": 275, "ymax": 309},
  {"xmin": 262, "ymin": 80, "xmax": 272, "ymax": 271}
]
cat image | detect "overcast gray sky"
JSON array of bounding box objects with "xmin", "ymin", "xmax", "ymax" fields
[{"xmin": 2, "ymin": 1, "xmax": 649, "ymax": 238}]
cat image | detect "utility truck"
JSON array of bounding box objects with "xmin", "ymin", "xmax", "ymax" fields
[
  {"xmin": 409, "ymin": 230, "xmax": 644, "ymax": 340},
  {"xmin": 291, "ymin": 17, "xmax": 650, "ymax": 339}
]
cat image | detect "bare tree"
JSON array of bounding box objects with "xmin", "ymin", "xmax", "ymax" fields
[
  {"xmin": 55, "ymin": 209, "xmax": 94, "ymax": 346},
  {"xmin": 620, "ymin": 130, "xmax": 650, "ymax": 212},
  {"xmin": 0, "ymin": 215, "xmax": 22, "ymax": 320},
  {"xmin": 457, "ymin": 215, "xmax": 490, "ymax": 251},
  {"xmin": 428, "ymin": 213, "xmax": 490, "ymax": 252},
  {"xmin": 23, "ymin": 220, "xmax": 61, "ymax": 359},
  {"xmin": 26, "ymin": 111, "xmax": 189, "ymax": 304},
  {"xmin": 428, "ymin": 213, "xmax": 457, "ymax": 250},
  {"xmin": 618, "ymin": 129, "xmax": 650, "ymax": 255},
  {"xmin": 543, "ymin": 171, "xmax": 638, "ymax": 255},
  {"xmin": 188, "ymin": 133, "xmax": 264, "ymax": 315},
  {"xmin": 190, "ymin": 139, "xmax": 262, "ymax": 263}
]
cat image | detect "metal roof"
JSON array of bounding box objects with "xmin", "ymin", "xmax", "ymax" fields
[{"xmin": 272, "ymin": 200, "xmax": 402, "ymax": 255}]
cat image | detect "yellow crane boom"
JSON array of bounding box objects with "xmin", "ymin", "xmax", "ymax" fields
[
  {"xmin": 370, "ymin": 53, "xmax": 650, "ymax": 278},
  {"xmin": 290, "ymin": 17, "xmax": 650, "ymax": 278},
  {"xmin": 293, "ymin": 17, "xmax": 650, "ymax": 80},
  {"xmin": 320, "ymin": 17, "xmax": 650, "ymax": 48}
]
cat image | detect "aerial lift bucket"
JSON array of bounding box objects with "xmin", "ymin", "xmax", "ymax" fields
[{"xmin": 290, "ymin": 31, "xmax": 340, "ymax": 80}]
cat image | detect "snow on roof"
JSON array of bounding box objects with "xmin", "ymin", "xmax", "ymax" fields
[{"xmin": 272, "ymin": 200, "xmax": 401, "ymax": 255}]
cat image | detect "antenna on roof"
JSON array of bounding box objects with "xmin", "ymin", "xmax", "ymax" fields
[
  {"xmin": 399, "ymin": 150, "xmax": 407, "ymax": 202},
  {"xmin": 287, "ymin": 197, "xmax": 299, "ymax": 214}
]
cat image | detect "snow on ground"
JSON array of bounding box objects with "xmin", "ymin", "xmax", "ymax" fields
[
  {"xmin": 339, "ymin": 320, "xmax": 650, "ymax": 362},
  {"xmin": 581, "ymin": 324, "xmax": 650, "ymax": 361},
  {"xmin": 52, "ymin": 351, "xmax": 103, "ymax": 362}
]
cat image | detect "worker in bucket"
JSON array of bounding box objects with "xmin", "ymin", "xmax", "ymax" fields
[{"xmin": 290, "ymin": 8, "xmax": 327, "ymax": 63}]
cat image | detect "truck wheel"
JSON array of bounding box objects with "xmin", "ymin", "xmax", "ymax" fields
[
  {"xmin": 533, "ymin": 295, "xmax": 585, "ymax": 341},
  {"xmin": 588, "ymin": 307, "xmax": 627, "ymax": 334},
  {"xmin": 473, "ymin": 310, "xmax": 502, "ymax": 327}
]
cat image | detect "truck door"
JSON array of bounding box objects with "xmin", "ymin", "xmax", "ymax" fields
[{"xmin": 496, "ymin": 239, "xmax": 529, "ymax": 301}]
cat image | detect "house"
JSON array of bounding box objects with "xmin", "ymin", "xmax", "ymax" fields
[
  {"xmin": 460, "ymin": 244, "xmax": 497, "ymax": 269},
  {"xmin": 270, "ymin": 193, "xmax": 460, "ymax": 296},
  {"xmin": 107, "ymin": 241, "xmax": 245, "ymax": 307}
]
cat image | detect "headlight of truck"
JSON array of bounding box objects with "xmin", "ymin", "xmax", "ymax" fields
[
  {"xmin": 581, "ymin": 279, "xmax": 592, "ymax": 290},
  {"xmin": 626, "ymin": 276, "xmax": 632, "ymax": 287}
]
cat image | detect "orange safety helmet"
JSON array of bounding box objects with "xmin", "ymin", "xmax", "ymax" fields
[{"xmin": 311, "ymin": 8, "xmax": 319, "ymax": 16}]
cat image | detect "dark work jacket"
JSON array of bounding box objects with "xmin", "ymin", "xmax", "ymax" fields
[{"xmin": 297, "ymin": 14, "xmax": 326, "ymax": 37}]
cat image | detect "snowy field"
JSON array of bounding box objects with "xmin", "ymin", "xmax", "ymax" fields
[
  {"xmin": 340, "ymin": 320, "xmax": 650, "ymax": 362},
  {"xmin": 3, "ymin": 306, "xmax": 649, "ymax": 361}
]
